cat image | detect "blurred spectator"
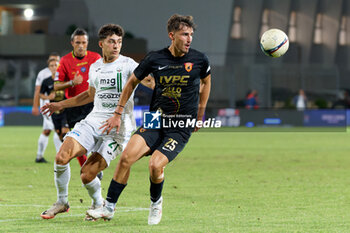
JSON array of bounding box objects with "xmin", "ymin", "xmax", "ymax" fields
[
  {"xmin": 293, "ymin": 89, "xmax": 307, "ymax": 110},
  {"xmin": 245, "ymin": 89, "xmax": 259, "ymax": 109},
  {"xmin": 332, "ymin": 89, "xmax": 350, "ymax": 109}
]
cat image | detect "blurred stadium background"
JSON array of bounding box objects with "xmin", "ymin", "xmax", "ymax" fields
[{"xmin": 0, "ymin": 0, "xmax": 349, "ymax": 128}]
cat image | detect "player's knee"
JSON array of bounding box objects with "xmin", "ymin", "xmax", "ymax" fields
[
  {"xmin": 119, "ymin": 150, "xmax": 134, "ymax": 168},
  {"xmin": 43, "ymin": 130, "xmax": 51, "ymax": 136},
  {"xmin": 149, "ymin": 159, "xmax": 163, "ymax": 175},
  {"xmin": 55, "ymin": 151, "xmax": 70, "ymax": 165}
]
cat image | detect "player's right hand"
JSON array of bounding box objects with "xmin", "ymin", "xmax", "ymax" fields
[
  {"xmin": 41, "ymin": 102, "xmax": 62, "ymax": 116},
  {"xmin": 100, "ymin": 114, "xmax": 121, "ymax": 135},
  {"xmin": 73, "ymin": 71, "xmax": 83, "ymax": 85},
  {"xmin": 32, "ymin": 107, "xmax": 40, "ymax": 116}
]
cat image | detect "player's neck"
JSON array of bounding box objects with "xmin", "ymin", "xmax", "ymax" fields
[
  {"xmin": 72, "ymin": 51, "xmax": 86, "ymax": 60},
  {"xmin": 103, "ymin": 54, "xmax": 119, "ymax": 63},
  {"xmin": 168, "ymin": 45, "xmax": 185, "ymax": 57}
]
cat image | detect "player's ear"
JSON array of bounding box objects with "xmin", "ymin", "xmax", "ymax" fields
[
  {"xmin": 168, "ymin": 32, "xmax": 175, "ymax": 41},
  {"xmin": 98, "ymin": 40, "xmax": 103, "ymax": 49}
]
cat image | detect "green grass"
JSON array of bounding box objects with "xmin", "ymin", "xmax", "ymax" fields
[{"xmin": 1, "ymin": 126, "xmax": 350, "ymax": 232}]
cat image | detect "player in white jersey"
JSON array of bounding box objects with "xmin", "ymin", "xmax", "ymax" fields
[
  {"xmin": 32, "ymin": 52, "xmax": 62, "ymax": 163},
  {"xmin": 39, "ymin": 24, "xmax": 154, "ymax": 220}
]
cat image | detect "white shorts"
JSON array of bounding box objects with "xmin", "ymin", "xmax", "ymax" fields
[
  {"xmin": 42, "ymin": 114, "xmax": 54, "ymax": 131},
  {"xmin": 65, "ymin": 119, "xmax": 131, "ymax": 166}
]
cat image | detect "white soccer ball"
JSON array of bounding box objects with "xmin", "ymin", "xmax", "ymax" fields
[{"xmin": 260, "ymin": 28, "xmax": 289, "ymax": 58}]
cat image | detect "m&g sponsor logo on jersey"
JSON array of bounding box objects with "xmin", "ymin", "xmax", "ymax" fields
[{"xmin": 99, "ymin": 73, "xmax": 122, "ymax": 92}]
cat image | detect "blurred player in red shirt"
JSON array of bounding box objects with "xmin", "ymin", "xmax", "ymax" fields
[{"xmin": 54, "ymin": 28, "xmax": 101, "ymax": 169}]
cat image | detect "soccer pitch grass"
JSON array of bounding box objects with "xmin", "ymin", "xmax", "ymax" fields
[{"xmin": 1, "ymin": 126, "xmax": 350, "ymax": 232}]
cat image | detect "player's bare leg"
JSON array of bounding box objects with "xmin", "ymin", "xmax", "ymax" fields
[
  {"xmin": 41, "ymin": 137, "xmax": 86, "ymax": 219},
  {"xmin": 81, "ymin": 153, "xmax": 107, "ymax": 221},
  {"xmin": 86, "ymin": 134, "xmax": 151, "ymax": 220},
  {"xmin": 148, "ymin": 151, "xmax": 168, "ymax": 225}
]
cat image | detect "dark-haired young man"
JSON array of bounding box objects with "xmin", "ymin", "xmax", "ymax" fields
[
  {"xmin": 40, "ymin": 24, "xmax": 153, "ymax": 220},
  {"xmin": 87, "ymin": 14, "xmax": 211, "ymax": 225},
  {"xmin": 55, "ymin": 28, "xmax": 101, "ymax": 168}
]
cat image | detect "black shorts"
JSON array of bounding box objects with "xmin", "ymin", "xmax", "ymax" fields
[
  {"xmin": 51, "ymin": 111, "xmax": 69, "ymax": 132},
  {"xmin": 65, "ymin": 103, "xmax": 93, "ymax": 128},
  {"xmin": 134, "ymin": 127, "xmax": 192, "ymax": 162}
]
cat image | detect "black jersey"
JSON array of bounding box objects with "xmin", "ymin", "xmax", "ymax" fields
[
  {"xmin": 40, "ymin": 76, "xmax": 65, "ymax": 103},
  {"xmin": 134, "ymin": 48, "xmax": 210, "ymax": 118}
]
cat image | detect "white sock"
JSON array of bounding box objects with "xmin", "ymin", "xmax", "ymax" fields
[
  {"xmin": 53, "ymin": 133, "xmax": 62, "ymax": 153},
  {"xmin": 105, "ymin": 200, "xmax": 116, "ymax": 212},
  {"xmin": 54, "ymin": 162, "xmax": 70, "ymax": 204},
  {"xmin": 84, "ymin": 177, "xmax": 103, "ymax": 207},
  {"xmin": 36, "ymin": 134, "xmax": 49, "ymax": 159}
]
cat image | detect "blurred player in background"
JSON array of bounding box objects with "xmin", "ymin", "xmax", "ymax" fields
[
  {"xmin": 40, "ymin": 24, "xmax": 154, "ymax": 220},
  {"xmin": 54, "ymin": 28, "xmax": 101, "ymax": 170},
  {"xmin": 32, "ymin": 52, "xmax": 62, "ymax": 163},
  {"xmin": 39, "ymin": 58, "xmax": 70, "ymax": 142},
  {"xmin": 87, "ymin": 14, "xmax": 211, "ymax": 225}
]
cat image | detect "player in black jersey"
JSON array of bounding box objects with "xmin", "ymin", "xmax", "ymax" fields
[
  {"xmin": 87, "ymin": 14, "xmax": 211, "ymax": 225},
  {"xmin": 39, "ymin": 58, "xmax": 70, "ymax": 142}
]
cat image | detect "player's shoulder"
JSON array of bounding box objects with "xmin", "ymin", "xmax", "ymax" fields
[
  {"xmin": 142, "ymin": 48, "xmax": 168, "ymax": 63},
  {"xmin": 118, "ymin": 54, "xmax": 136, "ymax": 64},
  {"xmin": 87, "ymin": 51, "xmax": 101, "ymax": 59},
  {"xmin": 38, "ymin": 67, "xmax": 50, "ymax": 76},
  {"xmin": 188, "ymin": 48, "xmax": 208, "ymax": 59},
  {"xmin": 89, "ymin": 58, "xmax": 103, "ymax": 70},
  {"xmin": 61, "ymin": 52, "xmax": 73, "ymax": 60}
]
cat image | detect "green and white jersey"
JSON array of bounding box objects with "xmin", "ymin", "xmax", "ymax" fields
[{"xmin": 86, "ymin": 55, "xmax": 138, "ymax": 136}]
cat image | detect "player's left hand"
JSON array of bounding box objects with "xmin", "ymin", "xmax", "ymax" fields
[
  {"xmin": 100, "ymin": 114, "xmax": 121, "ymax": 135},
  {"xmin": 194, "ymin": 115, "xmax": 204, "ymax": 132}
]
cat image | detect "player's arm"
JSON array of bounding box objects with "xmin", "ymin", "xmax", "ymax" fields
[
  {"xmin": 140, "ymin": 75, "xmax": 155, "ymax": 90},
  {"xmin": 39, "ymin": 91, "xmax": 55, "ymax": 100},
  {"xmin": 32, "ymin": 86, "xmax": 41, "ymax": 115},
  {"xmin": 100, "ymin": 73, "xmax": 141, "ymax": 134},
  {"xmin": 54, "ymin": 72, "xmax": 83, "ymax": 91},
  {"xmin": 195, "ymin": 74, "xmax": 211, "ymax": 132},
  {"xmin": 41, "ymin": 86, "xmax": 95, "ymax": 116}
]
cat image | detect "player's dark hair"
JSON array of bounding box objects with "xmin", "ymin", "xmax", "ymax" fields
[
  {"xmin": 49, "ymin": 52, "xmax": 60, "ymax": 57},
  {"xmin": 98, "ymin": 24, "xmax": 125, "ymax": 40},
  {"xmin": 167, "ymin": 14, "xmax": 196, "ymax": 33},
  {"xmin": 71, "ymin": 28, "xmax": 88, "ymax": 41}
]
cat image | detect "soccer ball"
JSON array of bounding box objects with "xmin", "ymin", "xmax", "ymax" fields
[{"xmin": 260, "ymin": 29, "xmax": 289, "ymax": 58}]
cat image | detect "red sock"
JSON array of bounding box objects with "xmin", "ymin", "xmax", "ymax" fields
[{"xmin": 77, "ymin": 155, "xmax": 87, "ymax": 167}]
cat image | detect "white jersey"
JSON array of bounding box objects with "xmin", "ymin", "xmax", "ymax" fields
[
  {"xmin": 86, "ymin": 55, "xmax": 138, "ymax": 136},
  {"xmin": 35, "ymin": 67, "xmax": 52, "ymax": 108}
]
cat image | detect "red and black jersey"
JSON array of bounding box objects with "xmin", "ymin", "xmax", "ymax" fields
[
  {"xmin": 56, "ymin": 51, "xmax": 101, "ymax": 98},
  {"xmin": 134, "ymin": 48, "xmax": 211, "ymax": 118}
]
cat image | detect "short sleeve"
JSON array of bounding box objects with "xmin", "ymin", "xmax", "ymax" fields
[
  {"xmin": 56, "ymin": 58, "xmax": 68, "ymax": 82},
  {"xmin": 128, "ymin": 58, "xmax": 138, "ymax": 77},
  {"xmin": 88, "ymin": 63, "xmax": 96, "ymax": 89},
  {"xmin": 200, "ymin": 54, "xmax": 211, "ymax": 79},
  {"xmin": 133, "ymin": 52, "xmax": 154, "ymax": 81}
]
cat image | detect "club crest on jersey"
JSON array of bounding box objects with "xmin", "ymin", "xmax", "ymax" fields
[
  {"xmin": 184, "ymin": 63, "xmax": 193, "ymax": 72},
  {"xmin": 81, "ymin": 67, "xmax": 86, "ymax": 73}
]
